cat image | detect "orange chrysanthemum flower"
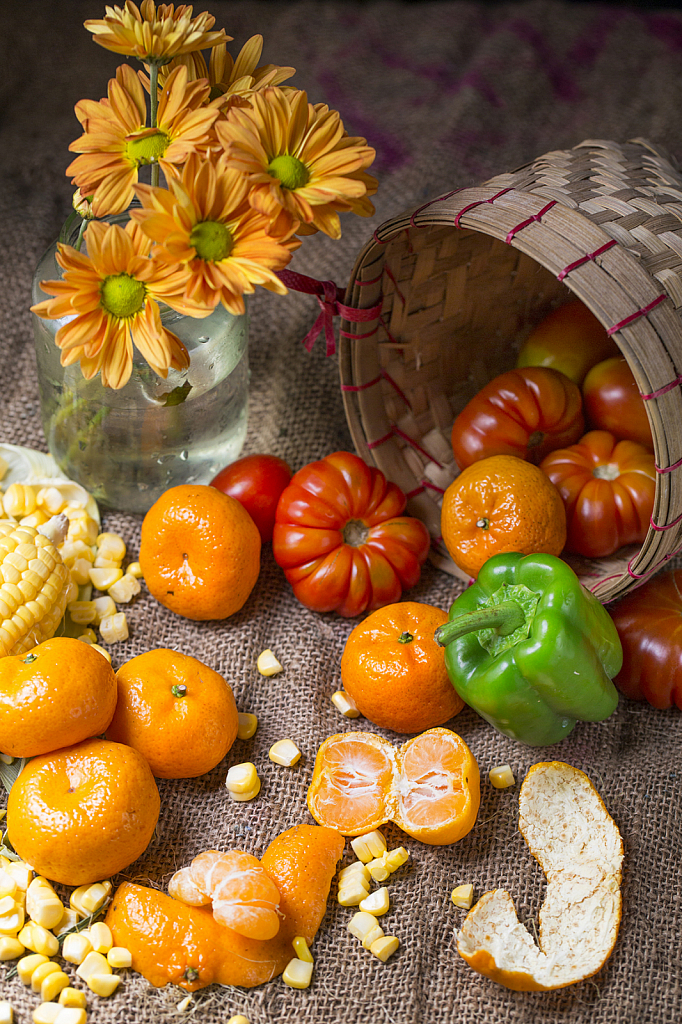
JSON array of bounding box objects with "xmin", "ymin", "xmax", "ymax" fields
[
  {"xmin": 67, "ymin": 63, "xmax": 218, "ymax": 217},
  {"xmin": 84, "ymin": 1, "xmax": 229, "ymax": 64},
  {"xmin": 131, "ymin": 153, "xmax": 299, "ymax": 316},
  {"xmin": 31, "ymin": 220, "xmax": 191, "ymax": 390},
  {"xmin": 214, "ymin": 87, "xmax": 378, "ymax": 239}
]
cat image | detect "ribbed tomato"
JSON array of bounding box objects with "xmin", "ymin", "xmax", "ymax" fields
[
  {"xmin": 582, "ymin": 356, "xmax": 653, "ymax": 449},
  {"xmin": 451, "ymin": 367, "xmax": 584, "ymax": 470},
  {"xmin": 272, "ymin": 451, "xmax": 431, "ymax": 617},
  {"xmin": 540, "ymin": 430, "xmax": 656, "ymax": 558}
]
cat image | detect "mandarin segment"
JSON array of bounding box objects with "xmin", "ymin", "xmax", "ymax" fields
[
  {"xmin": 307, "ymin": 733, "xmax": 395, "ymax": 836},
  {"xmin": 189, "ymin": 850, "xmax": 281, "ymax": 940}
]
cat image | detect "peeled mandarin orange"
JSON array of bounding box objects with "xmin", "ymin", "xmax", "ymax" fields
[
  {"xmin": 307, "ymin": 728, "xmax": 480, "ymax": 845},
  {"xmin": 105, "ymin": 648, "xmax": 238, "ymax": 779},
  {"xmin": 6, "ymin": 737, "xmax": 160, "ymax": 885},
  {"xmin": 0, "ymin": 637, "xmax": 117, "ymax": 758},
  {"xmin": 440, "ymin": 455, "xmax": 566, "ymax": 579},
  {"xmin": 105, "ymin": 824, "xmax": 344, "ymax": 990},
  {"xmin": 341, "ymin": 602, "xmax": 464, "ymax": 733},
  {"xmin": 139, "ymin": 484, "xmax": 261, "ymax": 620}
]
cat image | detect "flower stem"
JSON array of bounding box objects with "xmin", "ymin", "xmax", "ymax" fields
[
  {"xmin": 150, "ymin": 62, "xmax": 159, "ymax": 188},
  {"xmin": 74, "ymin": 218, "xmax": 87, "ymax": 252}
]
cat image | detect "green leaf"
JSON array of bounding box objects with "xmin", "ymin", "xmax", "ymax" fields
[
  {"xmin": 161, "ymin": 381, "xmax": 192, "ymax": 406},
  {"xmin": 0, "ymin": 757, "xmax": 26, "ymax": 795}
]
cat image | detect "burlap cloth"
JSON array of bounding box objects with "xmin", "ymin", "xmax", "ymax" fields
[{"xmin": 2, "ymin": 0, "xmax": 682, "ymax": 1021}]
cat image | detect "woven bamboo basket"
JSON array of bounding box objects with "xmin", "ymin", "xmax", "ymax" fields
[{"xmin": 339, "ymin": 138, "xmax": 682, "ymax": 603}]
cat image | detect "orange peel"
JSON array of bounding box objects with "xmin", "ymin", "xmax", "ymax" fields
[{"xmin": 457, "ymin": 761, "xmax": 623, "ymax": 990}]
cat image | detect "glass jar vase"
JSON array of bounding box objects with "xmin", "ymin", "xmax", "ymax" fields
[{"xmin": 31, "ymin": 213, "xmax": 249, "ymax": 514}]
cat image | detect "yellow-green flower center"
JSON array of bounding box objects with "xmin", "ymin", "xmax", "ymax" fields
[
  {"xmin": 267, "ymin": 154, "xmax": 310, "ymax": 190},
  {"xmin": 100, "ymin": 273, "xmax": 146, "ymax": 319},
  {"xmin": 125, "ymin": 129, "xmax": 171, "ymax": 166},
  {"xmin": 190, "ymin": 220, "xmax": 233, "ymax": 262}
]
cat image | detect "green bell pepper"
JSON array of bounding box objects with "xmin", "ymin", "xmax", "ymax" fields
[{"xmin": 434, "ymin": 552, "xmax": 622, "ymax": 746}]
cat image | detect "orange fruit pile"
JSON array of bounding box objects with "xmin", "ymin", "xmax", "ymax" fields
[
  {"xmin": 6, "ymin": 737, "xmax": 160, "ymax": 885},
  {"xmin": 340, "ymin": 602, "xmax": 463, "ymax": 733},
  {"xmin": 307, "ymin": 728, "xmax": 480, "ymax": 845},
  {"xmin": 139, "ymin": 483, "xmax": 261, "ymax": 620},
  {"xmin": 105, "ymin": 824, "xmax": 344, "ymax": 990},
  {"xmin": 106, "ymin": 648, "xmax": 238, "ymax": 779},
  {"xmin": 440, "ymin": 454, "xmax": 566, "ymax": 578}
]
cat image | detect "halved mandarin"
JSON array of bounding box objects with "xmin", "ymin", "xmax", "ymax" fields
[{"xmin": 307, "ymin": 728, "xmax": 479, "ymax": 845}]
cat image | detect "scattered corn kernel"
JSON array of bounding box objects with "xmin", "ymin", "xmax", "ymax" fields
[
  {"xmin": 370, "ymin": 935, "xmax": 400, "ymax": 962},
  {"xmin": 98, "ymin": 611, "xmax": 128, "ymax": 643},
  {"xmin": 292, "ymin": 936, "xmax": 313, "ymax": 963},
  {"xmin": 87, "ymin": 972, "xmax": 121, "ymax": 996},
  {"xmin": 70, "ymin": 559, "xmax": 93, "ymax": 586},
  {"xmin": 0, "ymin": 895, "xmax": 15, "ymax": 916},
  {"xmin": 58, "ymin": 989, "xmax": 87, "ymax": 1009},
  {"xmin": 350, "ymin": 830, "xmax": 387, "ymax": 863},
  {"xmin": 91, "ymin": 643, "xmax": 112, "ymax": 662},
  {"xmin": 228, "ymin": 779, "xmax": 261, "ymax": 802},
  {"xmin": 330, "ymin": 690, "xmax": 360, "ymax": 718},
  {"xmin": 67, "ymin": 601, "xmax": 96, "ymax": 626},
  {"xmin": 77, "ymin": 629, "xmax": 97, "ymax": 645},
  {"xmin": 359, "ymin": 887, "xmax": 390, "ymax": 916},
  {"xmin": 91, "ymin": 596, "xmax": 116, "ymax": 624},
  {"xmin": 87, "ymin": 922, "xmax": 113, "ymax": 954},
  {"xmin": 451, "ymin": 883, "xmax": 474, "ymax": 909},
  {"xmin": 107, "ymin": 573, "xmax": 140, "ymax": 604},
  {"xmin": 268, "ymin": 739, "xmax": 301, "ymax": 767},
  {"xmin": 384, "ymin": 847, "xmax": 410, "ymax": 873},
  {"xmin": 76, "ymin": 950, "xmax": 111, "ymax": 982},
  {"xmin": 32, "ymin": 1004, "xmax": 61, "ymax": 1024},
  {"xmin": 93, "ymin": 556, "xmax": 121, "ymax": 571},
  {"xmin": 225, "ymin": 762, "xmax": 259, "ymax": 796},
  {"xmin": 5, "ymin": 862, "xmax": 32, "ymax": 890},
  {"xmin": 53, "ymin": 909, "xmax": 79, "ymax": 937},
  {"xmin": 0, "ymin": 901, "xmax": 24, "ymax": 934},
  {"xmin": 73, "ymin": 881, "xmax": 112, "ymax": 917},
  {"xmin": 361, "ymin": 923, "xmax": 385, "ymax": 950},
  {"xmin": 96, "ymin": 533, "xmax": 126, "ymax": 562},
  {"xmin": 27, "ymin": 880, "xmax": 64, "ymax": 930},
  {"xmin": 0, "ymin": 870, "xmax": 16, "ymax": 900},
  {"xmin": 88, "ymin": 567, "xmax": 123, "ymax": 591},
  {"xmin": 17, "ymin": 953, "xmax": 49, "ymax": 985},
  {"xmin": 338, "ymin": 862, "xmax": 371, "ymax": 886},
  {"xmin": 489, "ymin": 765, "xmax": 516, "ymax": 789},
  {"xmin": 236, "ymin": 712, "xmax": 258, "ymax": 740},
  {"xmin": 31, "ymin": 960, "xmax": 62, "ymax": 993},
  {"xmin": 41, "ymin": 971, "xmax": 69, "ymax": 1003},
  {"xmin": 256, "ymin": 649, "xmax": 283, "ymax": 676},
  {"xmin": 106, "ymin": 946, "xmax": 132, "ymax": 969},
  {"xmin": 19, "ymin": 923, "xmax": 59, "ymax": 958},
  {"xmin": 0, "ymin": 936, "xmax": 24, "ymax": 960},
  {"xmin": 227, "ymin": 1016, "xmax": 250, "ymax": 1024},
  {"xmin": 37, "ymin": 487, "xmax": 66, "ymax": 516},
  {"xmin": 347, "ymin": 911, "xmax": 379, "ymax": 942},
  {"xmin": 282, "ymin": 957, "xmax": 313, "ymax": 989},
  {"xmin": 20, "ymin": 510, "xmax": 49, "ymax": 529},
  {"xmin": 61, "ymin": 933, "xmax": 93, "ymax": 965},
  {"xmin": 3, "ymin": 484, "xmax": 37, "ymax": 518},
  {"xmin": 366, "ymin": 855, "xmax": 391, "ymax": 883},
  {"xmin": 67, "ymin": 515, "xmax": 98, "ymax": 546},
  {"xmin": 0, "ymin": 1000, "xmax": 11, "ymax": 1024},
  {"xmin": 337, "ymin": 876, "xmax": 370, "ymax": 907},
  {"xmin": 125, "ymin": 561, "xmax": 142, "ymax": 578},
  {"xmin": 54, "ymin": 1010, "xmax": 87, "ymax": 1024},
  {"xmin": 177, "ymin": 996, "xmax": 193, "ymax": 1012}
]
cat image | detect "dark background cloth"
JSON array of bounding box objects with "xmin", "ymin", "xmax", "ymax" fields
[{"xmin": 2, "ymin": 2, "xmax": 682, "ymax": 1022}]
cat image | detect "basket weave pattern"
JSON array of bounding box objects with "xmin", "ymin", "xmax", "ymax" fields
[{"xmin": 339, "ymin": 138, "xmax": 682, "ymax": 602}]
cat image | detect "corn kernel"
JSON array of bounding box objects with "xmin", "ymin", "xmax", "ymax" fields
[
  {"xmin": 292, "ymin": 936, "xmax": 313, "ymax": 963},
  {"xmin": 451, "ymin": 883, "xmax": 474, "ymax": 909},
  {"xmin": 366, "ymin": 855, "xmax": 391, "ymax": 883},
  {"xmin": 337, "ymin": 876, "xmax": 370, "ymax": 907},
  {"xmin": 0, "ymin": 871, "xmax": 17, "ymax": 900},
  {"xmin": 108, "ymin": 574, "xmax": 140, "ymax": 604},
  {"xmin": 91, "ymin": 596, "xmax": 116, "ymax": 624},
  {"xmin": 227, "ymin": 1016, "xmax": 250, "ymax": 1024},
  {"xmin": 282, "ymin": 957, "xmax": 313, "ymax": 989},
  {"xmin": 76, "ymin": 950, "xmax": 111, "ymax": 982},
  {"xmin": 17, "ymin": 953, "xmax": 49, "ymax": 985},
  {"xmin": 268, "ymin": 739, "xmax": 301, "ymax": 767},
  {"xmin": 81, "ymin": 881, "xmax": 112, "ymax": 915},
  {"xmin": 87, "ymin": 922, "xmax": 113, "ymax": 954},
  {"xmin": 92, "ymin": 556, "xmax": 121, "ymax": 570},
  {"xmin": 90, "ymin": 643, "xmax": 111, "ymax": 662},
  {"xmin": 236, "ymin": 712, "xmax": 258, "ymax": 740},
  {"xmin": 106, "ymin": 945, "xmax": 132, "ymax": 969},
  {"xmin": 0, "ymin": 1000, "xmax": 12, "ymax": 1024},
  {"xmin": 330, "ymin": 690, "xmax": 360, "ymax": 718},
  {"xmin": 384, "ymin": 847, "xmax": 410, "ymax": 873},
  {"xmin": 77, "ymin": 629, "xmax": 97, "ymax": 645},
  {"xmin": 225, "ymin": 762, "xmax": 259, "ymax": 795},
  {"xmin": 350, "ymin": 830, "xmax": 387, "ymax": 863},
  {"xmin": 69, "ymin": 559, "xmax": 93, "ymax": 587},
  {"xmin": 54, "ymin": 1010, "xmax": 87, "ymax": 1024},
  {"xmin": 98, "ymin": 612, "xmax": 128, "ymax": 643},
  {"xmin": 0, "ymin": 935, "xmax": 24, "ymax": 959},
  {"xmin": 41, "ymin": 971, "xmax": 70, "ymax": 1003},
  {"xmin": 228, "ymin": 778, "xmax": 261, "ymax": 802},
  {"xmin": 370, "ymin": 935, "xmax": 400, "ymax": 962},
  {"xmin": 0, "ymin": 902, "xmax": 24, "ymax": 934},
  {"xmin": 5, "ymin": 862, "xmax": 32, "ymax": 890},
  {"xmin": 3, "ymin": 484, "xmax": 37, "ymax": 518},
  {"xmin": 36, "ymin": 487, "xmax": 66, "ymax": 516},
  {"xmin": 177, "ymin": 996, "xmax": 194, "ymax": 1012},
  {"xmin": 67, "ymin": 515, "xmax": 98, "ymax": 546},
  {"xmin": 31, "ymin": 960, "xmax": 61, "ymax": 993},
  {"xmin": 87, "ymin": 972, "xmax": 121, "ymax": 996},
  {"xmin": 338, "ymin": 862, "xmax": 371, "ymax": 886},
  {"xmin": 66, "ymin": 601, "xmax": 96, "ymax": 626},
  {"xmin": 61, "ymin": 933, "xmax": 93, "ymax": 965},
  {"xmin": 256, "ymin": 649, "xmax": 283, "ymax": 676},
  {"xmin": 58, "ymin": 989, "xmax": 87, "ymax": 1009},
  {"xmin": 361, "ymin": 923, "xmax": 385, "ymax": 949},
  {"xmin": 348, "ymin": 912, "xmax": 380, "ymax": 942},
  {"xmin": 32, "ymin": 1004, "xmax": 61, "ymax": 1024},
  {"xmin": 88, "ymin": 567, "xmax": 123, "ymax": 591},
  {"xmin": 19, "ymin": 923, "xmax": 59, "ymax": 957},
  {"xmin": 125, "ymin": 561, "xmax": 143, "ymax": 578},
  {"xmin": 20, "ymin": 511, "xmax": 49, "ymax": 529},
  {"xmin": 359, "ymin": 887, "xmax": 390, "ymax": 916},
  {"xmin": 27, "ymin": 881, "xmax": 63, "ymax": 930},
  {"xmin": 96, "ymin": 533, "xmax": 126, "ymax": 562},
  {"xmin": 0, "ymin": 895, "xmax": 15, "ymax": 916},
  {"xmin": 489, "ymin": 764, "xmax": 516, "ymax": 789},
  {"xmin": 53, "ymin": 909, "xmax": 79, "ymax": 937}
]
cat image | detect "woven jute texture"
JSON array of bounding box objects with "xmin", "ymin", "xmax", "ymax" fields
[{"xmin": 2, "ymin": 2, "xmax": 682, "ymax": 1023}]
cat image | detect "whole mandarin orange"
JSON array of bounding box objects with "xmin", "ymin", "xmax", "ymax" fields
[
  {"xmin": 0, "ymin": 637, "xmax": 117, "ymax": 758},
  {"xmin": 341, "ymin": 602, "xmax": 464, "ymax": 733},
  {"xmin": 106, "ymin": 648, "xmax": 238, "ymax": 779},
  {"xmin": 139, "ymin": 484, "xmax": 261, "ymax": 620},
  {"xmin": 6, "ymin": 737, "xmax": 160, "ymax": 886},
  {"xmin": 441, "ymin": 455, "xmax": 566, "ymax": 579}
]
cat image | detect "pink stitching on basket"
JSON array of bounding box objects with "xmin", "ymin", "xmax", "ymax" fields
[
  {"xmin": 557, "ymin": 240, "xmax": 617, "ymax": 281},
  {"xmin": 640, "ymin": 374, "xmax": 682, "ymax": 400},
  {"xmin": 505, "ymin": 200, "xmax": 557, "ymax": 244},
  {"xmin": 339, "ymin": 324, "xmax": 379, "ymax": 340},
  {"xmin": 366, "ymin": 425, "xmax": 444, "ymax": 468},
  {"xmin": 356, "ymin": 271, "xmax": 384, "ymax": 287},
  {"xmin": 383, "ymin": 264, "xmax": 406, "ymax": 306},
  {"xmin": 606, "ymin": 294, "xmax": 667, "ymax": 335},
  {"xmin": 340, "ymin": 375, "xmax": 382, "ymax": 393},
  {"xmin": 340, "ymin": 370, "xmax": 412, "ymax": 410},
  {"xmin": 409, "ymin": 189, "xmax": 466, "ymax": 228},
  {"xmin": 587, "ymin": 542, "xmax": 682, "ymax": 593},
  {"xmin": 406, "ymin": 480, "xmax": 446, "ymax": 500},
  {"xmin": 453, "ymin": 187, "xmax": 513, "ymax": 228},
  {"xmin": 367, "ymin": 430, "xmax": 394, "ymax": 450},
  {"xmin": 655, "ymin": 454, "xmax": 682, "ymax": 476}
]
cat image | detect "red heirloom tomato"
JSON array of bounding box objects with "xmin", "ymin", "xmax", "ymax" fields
[
  {"xmin": 451, "ymin": 366, "xmax": 584, "ymax": 470},
  {"xmin": 582, "ymin": 356, "xmax": 653, "ymax": 449},
  {"xmin": 516, "ymin": 300, "xmax": 619, "ymax": 385},
  {"xmin": 609, "ymin": 569, "xmax": 682, "ymax": 709},
  {"xmin": 540, "ymin": 429, "xmax": 656, "ymax": 558},
  {"xmin": 210, "ymin": 454, "xmax": 292, "ymax": 543},
  {"xmin": 272, "ymin": 451, "xmax": 431, "ymax": 617}
]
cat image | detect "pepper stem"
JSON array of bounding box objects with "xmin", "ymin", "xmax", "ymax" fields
[{"xmin": 434, "ymin": 600, "xmax": 526, "ymax": 647}]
